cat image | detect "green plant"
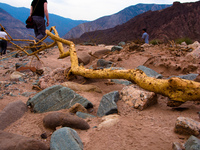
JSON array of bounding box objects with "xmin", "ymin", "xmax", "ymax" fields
[
  {"xmin": 150, "ymin": 39, "xmax": 162, "ymax": 45},
  {"xmin": 175, "ymin": 37, "xmax": 193, "ymax": 45}
]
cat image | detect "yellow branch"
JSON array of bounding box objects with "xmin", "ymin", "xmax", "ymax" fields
[{"xmin": 2, "ymin": 24, "xmax": 200, "ymax": 105}]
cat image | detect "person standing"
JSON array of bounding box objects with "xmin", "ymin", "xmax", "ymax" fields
[
  {"xmin": 0, "ymin": 28, "xmax": 8, "ymax": 55},
  {"xmin": 30, "ymin": 0, "xmax": 49, "ymax": 42},
  {"xmin": 142, "ymin": 28, "xmax": 149, "ymax": 44}
]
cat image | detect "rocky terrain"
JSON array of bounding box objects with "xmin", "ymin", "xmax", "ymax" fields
[{"xmin": 0, "ymin": 40, "xmax": 200, "ymax": 149}]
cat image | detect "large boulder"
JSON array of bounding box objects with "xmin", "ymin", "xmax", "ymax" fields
[
  {"xmin": 168, "ymin": 74, "xmax": 199, "ymax": 81},
  {"xmin": 97, "ymin": 91, "xmax": 119, "ymax": 117},
  {"xmin": 50, "ymin": 127, "xmax": 83, "ymax": 150},
  {"xmin": 184, "ymin": 135, "xmax": 200, "ymax": 150},
  {"xmin": 136, "ymin": 65, "xmax": 163, "ymax": 79},
  {"xmin": 0, "ymin": 100, "xmax": 27, "ymax": 130},
  {"xmin": 27, "ymin": 85, "xmax": 93, "ymax": 113},
  {"xmin": 77, "ymin": 51, "xmax": 91, "ymax": 65}
]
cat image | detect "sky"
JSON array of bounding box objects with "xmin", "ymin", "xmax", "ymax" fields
[{"xmin": 0, "ymin": 0, "xmax": 198, "ymax": 21}]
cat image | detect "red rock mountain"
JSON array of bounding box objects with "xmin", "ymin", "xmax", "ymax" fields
[{"xmin": 77, "ymin": 1, "xmax": 200, "ymax": 45}]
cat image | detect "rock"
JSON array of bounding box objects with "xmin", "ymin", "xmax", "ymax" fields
[
  {"xmin": 111, "ymin": 46, "xmax": 123, "ymax": 52},
  {"xmin": 184, "ymin": 135, "xmax": 200, "ymax": 150},
  {"xmin": 118, "ymin": 41, "xmax": 126, "ymax": 47},
  {"xmin": 105, "ymin": 45, "xmax": 114, "ymax": 50},
  {"xmin": 61, "ymin": 81, "xmax": 102, "ymax": 93},
  {"xmin": 186, "ymin": 46, "xmax": 200, "ymax": 63},
  {"xmin": 0, "ymin": 130, "xmax": 49, "ymax": 150},
  {"xmin": 98, "ymin": 114, "xmax": 119, "ymax": 130},
  {"xmin": 97, "ymin": 59, "xmax": 113, "ymax": 68},
  {"xmin": 77, "ymin": 51, "xmax": 91, "ymax": 65},
  {"xmin": 10, "ymin": 71, "xmax": 25, "ymax": 81},
  {"xmin": 41, "ymin": 133, "xmax": 48, "ymax": 139},
  {"xmin": 194, "ymin": 75, "xmax": 200, "ymax": 82},
  {"xmin": 21, "ymin": 92, "xmax": 37, "ymax": 97},
  {"xmin": 16, "ymin": 66, "xmax": 37, "ymax": 73},
  {"xmin": 93, "ymin": 49, "xmax": 110, "ymax": 57},
  {"xmin": 174, "ymin": 117, "xmax": 200, "ymax": 136},
  {"xmin": 27, "ymin": 85, "xmax": 93, "ymax": 113},
  {"xmin": 15, "ymin": 63, "xmax": 25, "ymax": 69},
  {"xmin": 168, "ymin": 74, "xmax": 198, "ymax": 81},
  {"xmin": 76, "ymin": 112, "xmax": 96, "ymax": 119},
  {"xmin": 120, "ymin": 85, "xmax": 157, "ymax": 110},
  {"xmin": 0, "ymin": 100, "xmax": 27, "ymax": 130},
  {"xmin": 110, "ymin": 67, "xmax": 126, "ymax": 70},
  {"xmin": 141, "ymin": 43, "xmax": 151, "ymax": 48},
  {"xmin": 68, "ymin": 103, "xmax": 88, "ymax": 114},
  {"xmin": 181, "ymin": 42, "xmax": 187, "ymax": 46},
  {"xmin": 50, "ymin": 127, "xmax": 83, "ymax": 150},
  {"xmin": 188, "ymin": 41, "xmax": 200, "ymax": 50},
  {"xmin": 111, "ymin": 79, "xmax": 132, "ymax": 85},
  {"xmin": 97, "ymin": 91, "xmax": 119, "ymax": 117},
  {"xmin": 136, "ymin": 65, "xmax": 163, "ymax": 79},
  {"xmin": 173, "ymin": 142, "xmax": 183, "ymax": 150},
  {"xmin": 43, "ymin": 112, "xmax": 90, "ymax": 130}
]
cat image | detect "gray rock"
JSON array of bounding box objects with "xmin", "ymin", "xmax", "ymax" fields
[
  {"xmin": 110, "ymin": 67, "xmax": 125, "ymax": 70},
  {"xmin": 168, "ymin": 74, "xmax": 198, "ymax": 81},
  {"xmin": 111, "ymin": 46, "xmax": 123, "ymax": 52},
  {"xmin": 15, "ymin": 62, "xmax": 28, "ymax": 69},
  {"xmin": 97, "ymin": 59, "xmax": 113, "ymax": 68},
  {"xmin": 21, "ymin": 92, "xmax": 37, "ymax": 97},
  {"xmin": 185, "ymin": 135, "xmax": 200, "ymax": 150},
  {"xmin": 118, "ymin": 41, "xmax": 126, "ymax": 47},
  {"xmin": 27, "ymin": 85, "xmax": 93, "ymax": 113},
  {"xmin": 0, "ymin": 100, "xmax": 27, "ymax": 130},
  {"xmin": 0, "ymin": 57, "xmax": 9, "ymax": 61},
  {"xmin": 111, "ymin": 79, "xmax": 132, "ymax": 85},
  {"xmin": 0, "ymin": 130, "xmax": 49, "ymax": 150},
  {"xmin": 76, "ymin": 112, "xmax": 96, "ymax": 119},
  {"xmin": 50, "ymin": 127, "xmax": 83, "ymax": 150},
  {"xmin": 97, "ymin": 91, "xmax": 119, "ymax": 117},
  {"xmin": 136, "ymin": 65, "xmax": 163, "ymax": 79}
]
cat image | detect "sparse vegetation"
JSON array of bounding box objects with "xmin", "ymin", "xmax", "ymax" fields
[
  {"xmin": 150, "ymin": 39, "xmax": 162, "ymax": 45},
  {"xmin": 175, "ymin": 37, "xmax": 193, "ymax": 45}
]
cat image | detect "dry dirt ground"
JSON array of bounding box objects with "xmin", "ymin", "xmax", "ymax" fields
[{"xmin": 0, "ymin": 43, "xmax": 200, "ymax": 150}]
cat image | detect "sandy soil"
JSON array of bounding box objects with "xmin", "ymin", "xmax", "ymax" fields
[{"xmin": 0, "ymin": 43, "xmax": 200, "ymax": 150}]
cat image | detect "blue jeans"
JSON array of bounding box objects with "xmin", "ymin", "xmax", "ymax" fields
[{"xmin": 32, "ymin": 16, "xmax": 46, "ymax": 42}]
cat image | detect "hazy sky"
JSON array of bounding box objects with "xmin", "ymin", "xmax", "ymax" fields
[{"xmin": 0, "ymin": 0, "xmax": 198, "ymax": 20}]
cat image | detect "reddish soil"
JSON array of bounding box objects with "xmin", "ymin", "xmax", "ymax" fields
[{"xmin": 0, "ymin": 44, "xmax": 200, "ymax": 150}]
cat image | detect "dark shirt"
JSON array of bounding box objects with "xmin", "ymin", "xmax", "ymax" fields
[{"xmin": 31, "ymin": 0, "xmax": 47, "ymax": 18}]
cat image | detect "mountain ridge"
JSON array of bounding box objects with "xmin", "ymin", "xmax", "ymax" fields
[
  {"xmin": 63, "ymin": 4, "xmax": 171, "ymax": 39},
  {"xmin": 77, "ymin": 1, "xmax": 200, "ymax": 45},
  {"xmin": 0, "ymin": 2, "xmax": 88, "ymax": 37},
  {"xmin": 0, "ymin": 8, "xmax": 34, "ymax": 40}
]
